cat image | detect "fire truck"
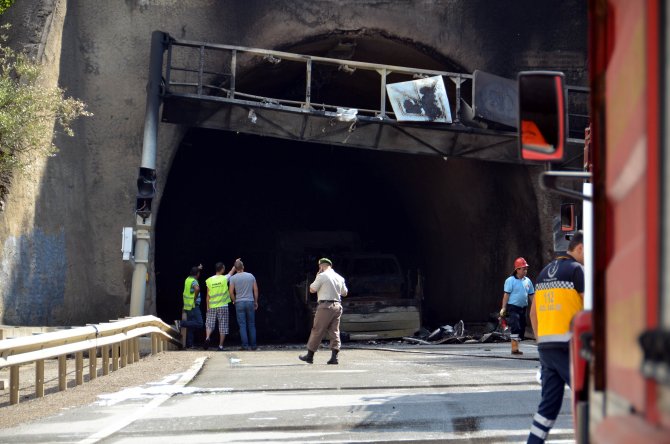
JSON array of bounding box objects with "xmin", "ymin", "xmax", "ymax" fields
[{"xmin": 518, "ymin": 1, "xmax": 670, "ymax": 442}]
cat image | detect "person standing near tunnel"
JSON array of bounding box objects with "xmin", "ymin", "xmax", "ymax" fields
[
  {"xmin": 204, "ymin": 262, "xmax": 237, "ymax": 351},
  {"xmin": 299, "ymin": 258, "xmax": 348, "ymax": 365},
  {"xmin": 527, "ymin": 231, "xmax": 584, "ymax": 444},
  {"xmin": 500, "ymin": 257, "xmax": 535, "ymax": 355},
  {"xmin": 179, "ymin": 265, "xmax": 204, "ymax": 349},
  {"xmin": 229, "ymin": 259, "xmax": 259, "ymax": 351}
]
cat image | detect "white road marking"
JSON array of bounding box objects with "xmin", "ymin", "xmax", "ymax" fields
[{"xmin": 77, "ymin": 357, "xmax": 206, "ymax": 444}]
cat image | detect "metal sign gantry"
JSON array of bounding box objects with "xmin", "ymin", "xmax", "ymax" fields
[{"xmin": 127, "ymin": 31, "xmax": 588, "ymax": 315}]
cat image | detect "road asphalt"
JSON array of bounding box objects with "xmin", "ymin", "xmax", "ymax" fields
[{"xmin": 0, "ymin": 341, "xmax": 574, "ymax": 443}]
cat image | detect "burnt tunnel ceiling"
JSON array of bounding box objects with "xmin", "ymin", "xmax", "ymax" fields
[{"xmin": 155, "ymin": 34, "xmax": 545, "ymax": 343}]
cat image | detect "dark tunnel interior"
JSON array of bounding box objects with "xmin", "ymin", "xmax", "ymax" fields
[
  {"xmin": 155, "ymin": 131, "xmax": 422, "ymax": 342},
  {"xmin": 155, "ymin": 129, "xmax": 542, "ymax": 344},
  {"xmin": 154, "ymin": 34, "xmax": 544, "ymax": 344}
]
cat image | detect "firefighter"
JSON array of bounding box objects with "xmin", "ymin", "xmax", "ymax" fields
[
  {"xmin": 527, "ymin": 231, "xmax": 585, "ymax": 444},
  {"xmin": 501, "ymin": 257, "xmax": 535, "ymax": 355}
]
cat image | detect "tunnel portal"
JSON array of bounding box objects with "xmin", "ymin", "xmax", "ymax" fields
[
  {"xmin": 155, "ymin": 129, "xmax": 541, "ymax": 343},
  {"xmin": 155, "ymin": 34, "xmax": 543, "ymax": 344}
]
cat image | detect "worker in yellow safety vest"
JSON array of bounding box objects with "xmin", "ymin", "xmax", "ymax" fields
[
  {"xmin": 203, "ymin": 261, "xmax": 237, "ymax": 350},
  {"xmin": 179, "ymin": 265, "xmax": 204, "ymax": 348},
  {"xmin": 527, "ymin": 231, "xmax": 584, "ymax": 444}
]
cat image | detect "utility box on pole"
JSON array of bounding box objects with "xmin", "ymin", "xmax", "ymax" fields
[{"xmin": 121, "ymin": 227, "xmax": 134, "ymax": 261}]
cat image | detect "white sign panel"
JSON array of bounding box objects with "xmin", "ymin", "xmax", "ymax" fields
[{"xmin": 386, "ymin": 76, "xmax": 452, "ymax": 123}]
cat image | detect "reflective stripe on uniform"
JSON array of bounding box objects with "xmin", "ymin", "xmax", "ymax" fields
[
  {"xmin": 530, "ymin": 424, "xmax": 549, "ymax": 440},
  {"xmin": 537, "ymin": 333, "xmax": 572, "ymax": 343},
  {"xmin": 533, "ymin": 413, "xmax": 555, "ymax": 428}
]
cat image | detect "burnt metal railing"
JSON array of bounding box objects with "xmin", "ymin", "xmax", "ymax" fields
[
  {"xmin": 163, "ymin": 36, "xmax": 472, "ymax": 122},
  {"xmin": 161, "ymin": 34, "xmax": 588, "ymax": 145}
]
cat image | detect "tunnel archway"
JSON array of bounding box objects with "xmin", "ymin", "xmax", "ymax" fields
[
  {"xmin": 155, "ymin": 34, "xmax": 543, "ymax": 344},
  {"xmin": 155, "ymin": 130, "xmax": 541, "ymax": 343}
]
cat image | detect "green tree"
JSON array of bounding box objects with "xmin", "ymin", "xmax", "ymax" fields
[
  {"xmin": 0, "ymin": 1, "xmax": 14, "ymax": 16},
  {"xmin": 0, "ymin": 25, "xmax": 90, "ymax": 174}
]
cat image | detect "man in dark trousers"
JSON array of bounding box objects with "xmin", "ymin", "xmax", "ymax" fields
[
  {"xmin": 179, "ymin": 265, "xmax": 204, "ymax": 348},
  {"xmin": 299, "ymin": 258, "xmax": 348, "ymax": 365},
  {"xmin": 527, "ymin": 231, "xmax": 585, "ymax": 443},
  {"xmin": 501, "ymin": 257, "xmax": 535, "ymax": 355}
]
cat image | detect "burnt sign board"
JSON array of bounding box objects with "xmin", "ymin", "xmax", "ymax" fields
[
  {"xmin": 386, "ymin": 76, "xmax": 452, "ymax": 123},
  {"xmin": 472, "ymin": 70, "xmax": 518, "ymax": 129}
]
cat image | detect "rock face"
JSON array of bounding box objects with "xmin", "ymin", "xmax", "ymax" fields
[{"xmin": 0, "ymin": 0, "xmax": 586, "ymax": 329}]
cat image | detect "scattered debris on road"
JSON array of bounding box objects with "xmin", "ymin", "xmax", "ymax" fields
[{"xmin": 399, "ymin": 315, "xmax": 512, "ymax": 345}]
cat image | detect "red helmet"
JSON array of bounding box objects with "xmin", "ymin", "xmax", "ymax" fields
[{"xmin": 514, "ymin": 257, "xmax": 529, "ymax": 269}]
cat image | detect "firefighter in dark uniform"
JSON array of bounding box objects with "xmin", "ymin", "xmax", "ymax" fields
[{"xmin": 527, "ymin": 231, "xmax": 585, "ymax": 444}]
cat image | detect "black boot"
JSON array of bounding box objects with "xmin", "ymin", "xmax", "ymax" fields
[
  {"xmin": 327, "ymin": 349, "xmax": 339, "ymax": 365},
  {"xmin": 299, "ymin": 350, "xmax": 314, "ymax": 364}
]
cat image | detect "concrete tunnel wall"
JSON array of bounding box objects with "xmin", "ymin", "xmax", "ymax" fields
[{"xmin": 0, "ymin": 0, "xmax": 586, "ymax": 330}]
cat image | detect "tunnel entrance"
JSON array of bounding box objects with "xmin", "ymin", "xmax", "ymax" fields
[
  {"xmin": 155, "ymin": 130, "xmax": 420, "ymax": 342},
  {"xmin": 155, "ymin": 128, "xmax": 542, "ymax": 344},
  {"xmin": 154, "ymin": 33, "xmax": 544, "ymax": 344}
]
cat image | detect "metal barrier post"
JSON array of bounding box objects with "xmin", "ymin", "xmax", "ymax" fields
[
  {"xmin": 36, "ymin": 360, "xmax": 45, "ymax": 398},
  {"xmin": 9, "ymin": 365, "xmax": 19, "ymax": 405},
  {"xmin": 75, "ymin": 352, "xmax": 84, "ymax": 385},
  {"xmin": 112, "ymin": 343, "xmax": 119, "ymax": 371},
  {"xmin": 89, "ymin": 347, "xmax": 97, "ymax": 380},
  {"xmin": 128, "ymin": 339, "xmax": 135, "ymax": 364},
  {"xmin": 102, "ymin": 345, "xmax": 110, "ymax": 376},
  {"xmin": 120, "ymin": 341, "xmax": 128, "ymax": 368},
  {"xmin": 58, "ymin": 355, "xmax": 67, "ymax": 391},
  {"xmin": 151, "ymin": 333, "xmax": 158, "ymax": 355}
]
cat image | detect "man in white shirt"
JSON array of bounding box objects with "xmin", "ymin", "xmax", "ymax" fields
[{"xmin": 299, "ymin": 258, "xmax": 348, "ymax": 364}]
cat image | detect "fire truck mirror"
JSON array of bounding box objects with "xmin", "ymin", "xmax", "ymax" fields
[
  {"xmin": 560, "ymin": 203, "xmax": 576, "ymax": 232},
  {"xmin": 518, "ymin": 71, "xmax": 566, "ymax": 162}
]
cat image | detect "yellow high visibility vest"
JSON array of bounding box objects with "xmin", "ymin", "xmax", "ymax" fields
[
  {"xmin": 205, "ymin": 275, "xmax": 231, "ymax": 308},
  {"xmin": 183, "ymin": 276, "xmax": 198, "ymax": 310},
  {"xmin": 534, "ymin": 257, "xmax": 584, "ymax": 342}
]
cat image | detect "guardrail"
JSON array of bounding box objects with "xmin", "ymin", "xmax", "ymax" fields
[{"xmin": 0, "ymin": 315, "xmax": 181, "ymax": 405}]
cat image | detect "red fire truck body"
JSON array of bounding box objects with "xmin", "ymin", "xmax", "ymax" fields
[
  {"xmin": 519, "ymin": 1, "xmax": 669, "ymax": 442},
  {"xmin": 584, "ymin": 0, "xmax": 669, "ymax": 441}
]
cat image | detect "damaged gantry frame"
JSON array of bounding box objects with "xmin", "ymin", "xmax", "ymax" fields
[
  {"xmin": 158, "ymin": 32, "xmax": 588, "ymax": 164},
  {"xmin": 127, "ymin": 31, "xmax": 588, "ymax": 315}
]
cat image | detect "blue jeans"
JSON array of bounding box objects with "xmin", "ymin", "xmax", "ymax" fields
[
  {"xmin": 235, "ymin": 301, "xmax": 256, "ymax": 349},
  {"xmin": 181, "ymin": 307, "xmax": 203, "ymax": 348}
]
